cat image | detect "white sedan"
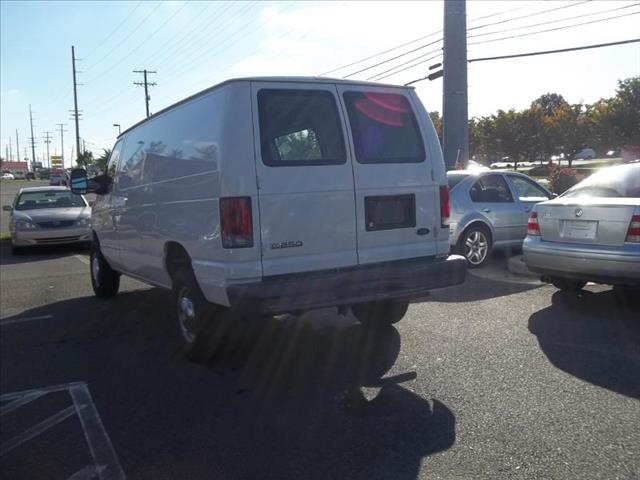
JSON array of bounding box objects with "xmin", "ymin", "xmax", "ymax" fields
[{"xmin": 3, "ymin": 186, "xmax": 92, "ymax": 253}]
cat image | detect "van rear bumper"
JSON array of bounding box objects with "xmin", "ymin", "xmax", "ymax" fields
[{"xmin": 227, "ymin": 255, "xmax": 466, "ymax": 314}]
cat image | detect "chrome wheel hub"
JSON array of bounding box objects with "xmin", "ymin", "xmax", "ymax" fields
[
  {"xmin": 464, "ymin": 230, "xmax": 488, "ymax": 265},
  {"xmin": 91, "ymin": 255, "xmax": 100, "ymax": 285},
  {"xmin": 178, "ymin": 292, "xmax": 197, "ymax": 344}
]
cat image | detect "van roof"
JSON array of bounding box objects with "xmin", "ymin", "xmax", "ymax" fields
[{"xmin": 119, "ymin": 76, "xmax": 413, "ymax": 138}]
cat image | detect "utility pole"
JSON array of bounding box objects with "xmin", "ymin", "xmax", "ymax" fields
[
  {"xmin": 15, "ymin": 130, "xmax": 20, "ymax": 164},
  {"xmin": 57, "ymin": 123, "xmax": 68, "ymax": 167},
  {"xmin": 133, "ymin": 69, "xmax": 157, "ymax": 118},
  {"xmin": 43, "ymin": 131, "xmax": 52, "ymax": 168},
  {"xmin": 9, "ymin": 136, "xmax": 12, "ymax": 161},
  {"xmin": 71, "ymin": 46, "xmax": 82, "ymax": 166},
  {"xmin": 29, "ymin": 105, "xmax": 37, "ymax": 168},
  {"xmin": 23, "ymin": 147, "xmax": 28, "ymax": 162},
  {"xmin": 442, "ymin": 0, "xmax": 469, "ymax": 170}
]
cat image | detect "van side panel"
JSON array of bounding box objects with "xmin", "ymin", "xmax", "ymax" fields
[
  {"xmin": 410, "ymin": 90, "xmax": 450, "ymax": 256},
  {"xmin": 114, "ymin": 81, "xmax": 260, "ymax": 305}
]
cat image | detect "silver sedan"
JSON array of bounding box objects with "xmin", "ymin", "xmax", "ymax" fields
[
  {"xmin": 4, "ymin": 186, "xmax": 92, "ymax": 253},
  {"xmin": 447, "ymin": 170, "xmax": 553, "ymax": 267},
  {"xmin": 523, "ymin": 163, "xmax": 640, "ymax": 291}
]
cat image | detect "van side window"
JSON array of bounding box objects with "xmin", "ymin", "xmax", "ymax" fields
[
  {"xmin": 106, "ymin": 141, "xmax": 123, "ymax": 178},
  {"xmin": 258, "ymin": 89, "xmax": 346, "ymax": 166},
  {"xmin": 343, "ymin": 91, "xmax": 425, "ymax": 164}
]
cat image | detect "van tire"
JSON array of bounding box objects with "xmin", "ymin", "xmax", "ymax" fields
[
  {"xmin": 457, "ymin": 224, "xmax": 492, "ymax": 268},
  {"xmin": 351, "ymin": 300, "xmax": 409, "ymax": 327},
  {"xmin": 173, "ymin": 268, "xmax": 229, "ymax": 363},
  {"xmin": 90, "ymin": 244, "xmax": 120, "ymax": 299}
]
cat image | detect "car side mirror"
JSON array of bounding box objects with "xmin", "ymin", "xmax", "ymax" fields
[
  {"xmin": 89, "ymin": 200, "xmax": 95, "ymax": 207},
  {"xmin": 551, "ymin": 193, "xmax": 558, "ymax": 199},
  {"xmin": 2, "ymin": 205, "xmax": 12, "ymax": 212}
]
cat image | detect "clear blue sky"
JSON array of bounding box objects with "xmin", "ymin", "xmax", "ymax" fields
[{"xmin": 1, "ymin": 1, "xmax": 639, "ymax": 167}]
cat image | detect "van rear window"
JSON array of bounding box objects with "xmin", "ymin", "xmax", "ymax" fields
[
  {"xmin": 258, "ymin": 89, "xmax": 346, "ymax": 166},
  {"xmin": 343, "ymin": 91, "xmax": 425, "ymax": 164}
]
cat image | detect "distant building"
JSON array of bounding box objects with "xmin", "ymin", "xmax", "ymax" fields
[{"xmin": 1, "ymin": 161, "xmax": 29, "ymax": 178}]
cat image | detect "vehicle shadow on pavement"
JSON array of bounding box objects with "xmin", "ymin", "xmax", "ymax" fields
[
  {"xmin": 1, "ymin": 289, "xmax": 456, "ymax": 480},
  {"xmin": 429, "ymin": 274, "xmax": 537, "ymax": 303},
  {"xmin": 0, "ymin": 238, "xmax": 90, "ymax": 266},
  {"xmin": 528, "ymin": 289, "xmax": 640, "ymax": 399}
]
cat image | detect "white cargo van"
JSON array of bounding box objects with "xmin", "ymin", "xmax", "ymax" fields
[{"xmin": 71, "ymin": 77, "xmax": 466, "ymax": 361}]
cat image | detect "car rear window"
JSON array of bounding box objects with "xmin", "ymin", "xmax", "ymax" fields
[
  {"xmin": 447, "ymin": 174, "xmax": 469, "ymax": 190},
  {"xmin": 343, "ymin": 91, "xmax": 425, "ymax": 164},
  {"xmin": 15, "ymin": 190, "xmax": 86, "ymax": 210},
  {"xmin": 562, "ymin": 164, "xmax": 640, "ymax": 198},
  {"xmin": 258, "ymin": 89, "xmax": 346, "ymax": 166}
]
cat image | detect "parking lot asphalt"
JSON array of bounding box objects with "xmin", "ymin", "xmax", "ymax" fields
[{"xmin": 1, "ymin": 236, "xmax": 639, "ymax": 479}]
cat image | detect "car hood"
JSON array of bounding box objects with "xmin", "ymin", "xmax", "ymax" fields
[{"xmin": 12, "ymin": 206, "xmax": 91, "ymax": 222}]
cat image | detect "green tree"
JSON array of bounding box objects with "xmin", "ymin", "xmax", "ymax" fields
[
  {"xmin": 76, "ymin": 150, "xmax": 94, "ymax": 167},
  {"xmin": 429, "ymin": 111, "xmax": 442, "ymax": 145},
  {"xmin": 531, "ymin": 93, "xmax": 568, "ymax": 116},
  {"xmin": 608, "ymin": 77, "xmax": 640, "ymax": 145},
  {"xmin": 96, "ymin": 148, "xmax": 111, "ymax": 172}
]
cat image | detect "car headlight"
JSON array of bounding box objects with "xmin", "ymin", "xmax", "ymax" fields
[
  {"xmin": 13, "ymin": 219, "xmax": 37, "ymax": 230},
  {"xmin": 75, "ymin": 217, "xmax": 91, "ymax": 227}
]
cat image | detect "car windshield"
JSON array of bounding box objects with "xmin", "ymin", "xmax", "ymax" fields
[
  {"xmin": 562, "ymin": 165, "xmax": 640, "ymax": 198},
  {"xmin": 15, "ymin": 190, "xmax": 86, "ymax": 210}
]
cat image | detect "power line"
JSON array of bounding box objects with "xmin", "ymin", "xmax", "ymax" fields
[
  {"xmin": 467, "ymin": 2, "xmax": 640, "ymax": 39},
  {"xmin": 468, "ymin": 10, "xmax": 640, "ymax": 46},
  {"xmin": 344, "ymin": 38, "xmax": 442, "ymax": 78},
  {"xmin": 83, "ymin": 1, "xmax": 144, "ymax": 58},
  {"xmin": 83, "ymin": 2, "xmax": 163, "ymax": 74},
  {"xmin": 403, "ymin": 38, "xmax": 640, "ymax": 86},
  {"xmin": 368, "ymin": 49, "xmax": 442, "ymax": 81},
  {"xmin": 467, "ymin": 0, "xmax": 592, "ymax": 32},
  {"xmin": 86, "ymin": 1, "xmax": 189, "ymax": 83},
  {"xmin": 468, "ymin": 38, "xmax": 640, "ymax": 63},
  {"xmin": 363, "ymin": 8, "xmax": 637, "ymax": 83},
  {"xmin": 321, "ymin": 0, "xmax": 589, "ymax": 77}
]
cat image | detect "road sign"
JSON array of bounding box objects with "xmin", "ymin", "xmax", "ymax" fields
[{"xmin": 51, "ymin": 155, "xmax": 63, "ymax": 167}]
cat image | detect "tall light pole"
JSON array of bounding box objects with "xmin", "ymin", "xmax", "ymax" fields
[
  {"xmin": 113, "ymin": 123, "xmax": 121, "ymax": 135},
  {"xmin": 443, "ymin": 0, "xmax": 469, "ymax": 170}
]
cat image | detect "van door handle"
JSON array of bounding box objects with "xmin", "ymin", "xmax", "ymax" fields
[{"xmin": 482, "ymin": 208, "xmax": 491, "ymax": 213}]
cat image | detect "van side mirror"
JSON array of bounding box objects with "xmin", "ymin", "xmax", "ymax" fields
[
  {"xmin": 2, "ymin": 205, "xmax": 12, "ymax": 212},
  {"xmin": 70, "ymin": 168, "xmax": 113, "ymax": 195},
  {"xmin": 70, "ymin": 168, "xmax": 88, "ymax": 194}
]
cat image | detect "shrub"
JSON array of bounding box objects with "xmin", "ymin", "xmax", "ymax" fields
[{"xmin": 549, "ymin": 166, "xmax": 581, "ymax": 194}]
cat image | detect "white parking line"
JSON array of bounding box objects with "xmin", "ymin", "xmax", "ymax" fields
[
  {"xmin": 0, "ymin": 315, "xmax": 54, "ymax": 326},
  {"xmin": 0, "ymin": 405, "xmax": 81, "ymax": 456},
  {"xmin": 0, "ymin": 382, "xmax": 126, "ymax": 480},
  {"xmin": 74, "ymin": 254, "xmax": 90, "ymax": 265}
]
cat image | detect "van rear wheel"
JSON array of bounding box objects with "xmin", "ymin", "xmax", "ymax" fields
[
  {"xmin": 351, "ymin": 300, "xmax": 409, "ymax": 327},
  {"xmin": 90, "ymin": 244, "xmax": 120, "ymax": 299},
  {"xmin": 172, "ymin": 268, "xmax": 233, "ymax": 363}
]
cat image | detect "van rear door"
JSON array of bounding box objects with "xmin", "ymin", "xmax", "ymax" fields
[
  {"xmin": 336, "ymin": 86, "xmax": 439, "ymax": 264},
  {"xmin": 252, "ymin": 82, "xmax": 358, "ymax": 277}
]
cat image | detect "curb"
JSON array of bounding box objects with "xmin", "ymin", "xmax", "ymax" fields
[{"xmin": 506, "ymin": 254, "xmax": 538, "ymax": 278}]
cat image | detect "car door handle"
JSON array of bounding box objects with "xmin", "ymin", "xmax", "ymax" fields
[
  {"xmin": 482, "ymin": 208, "xmax": 491, "ymax": 213},
  {"xmin": 524, "ymin": 207, "xmax": 532, "ymax": 212}
]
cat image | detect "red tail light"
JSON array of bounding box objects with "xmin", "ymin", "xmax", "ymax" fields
[
  {"xmin": 439, "ymin": 185, "xmax": 450, "ymax": 227},
  {"xmin": 527, "ymin": 211, "xmax": 540, "ymax": 236},
  {"xmin": 220, "ymin": 197, "xmax": 253, "ymax": 248},
  {"xmin": 626, "ymin": 214, "xmax": 640, "ymax": 243}
]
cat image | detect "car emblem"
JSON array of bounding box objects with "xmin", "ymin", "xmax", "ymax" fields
[{"xmin": 574, "ymin": 208, "xmax": 583, "ymax": 217}]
